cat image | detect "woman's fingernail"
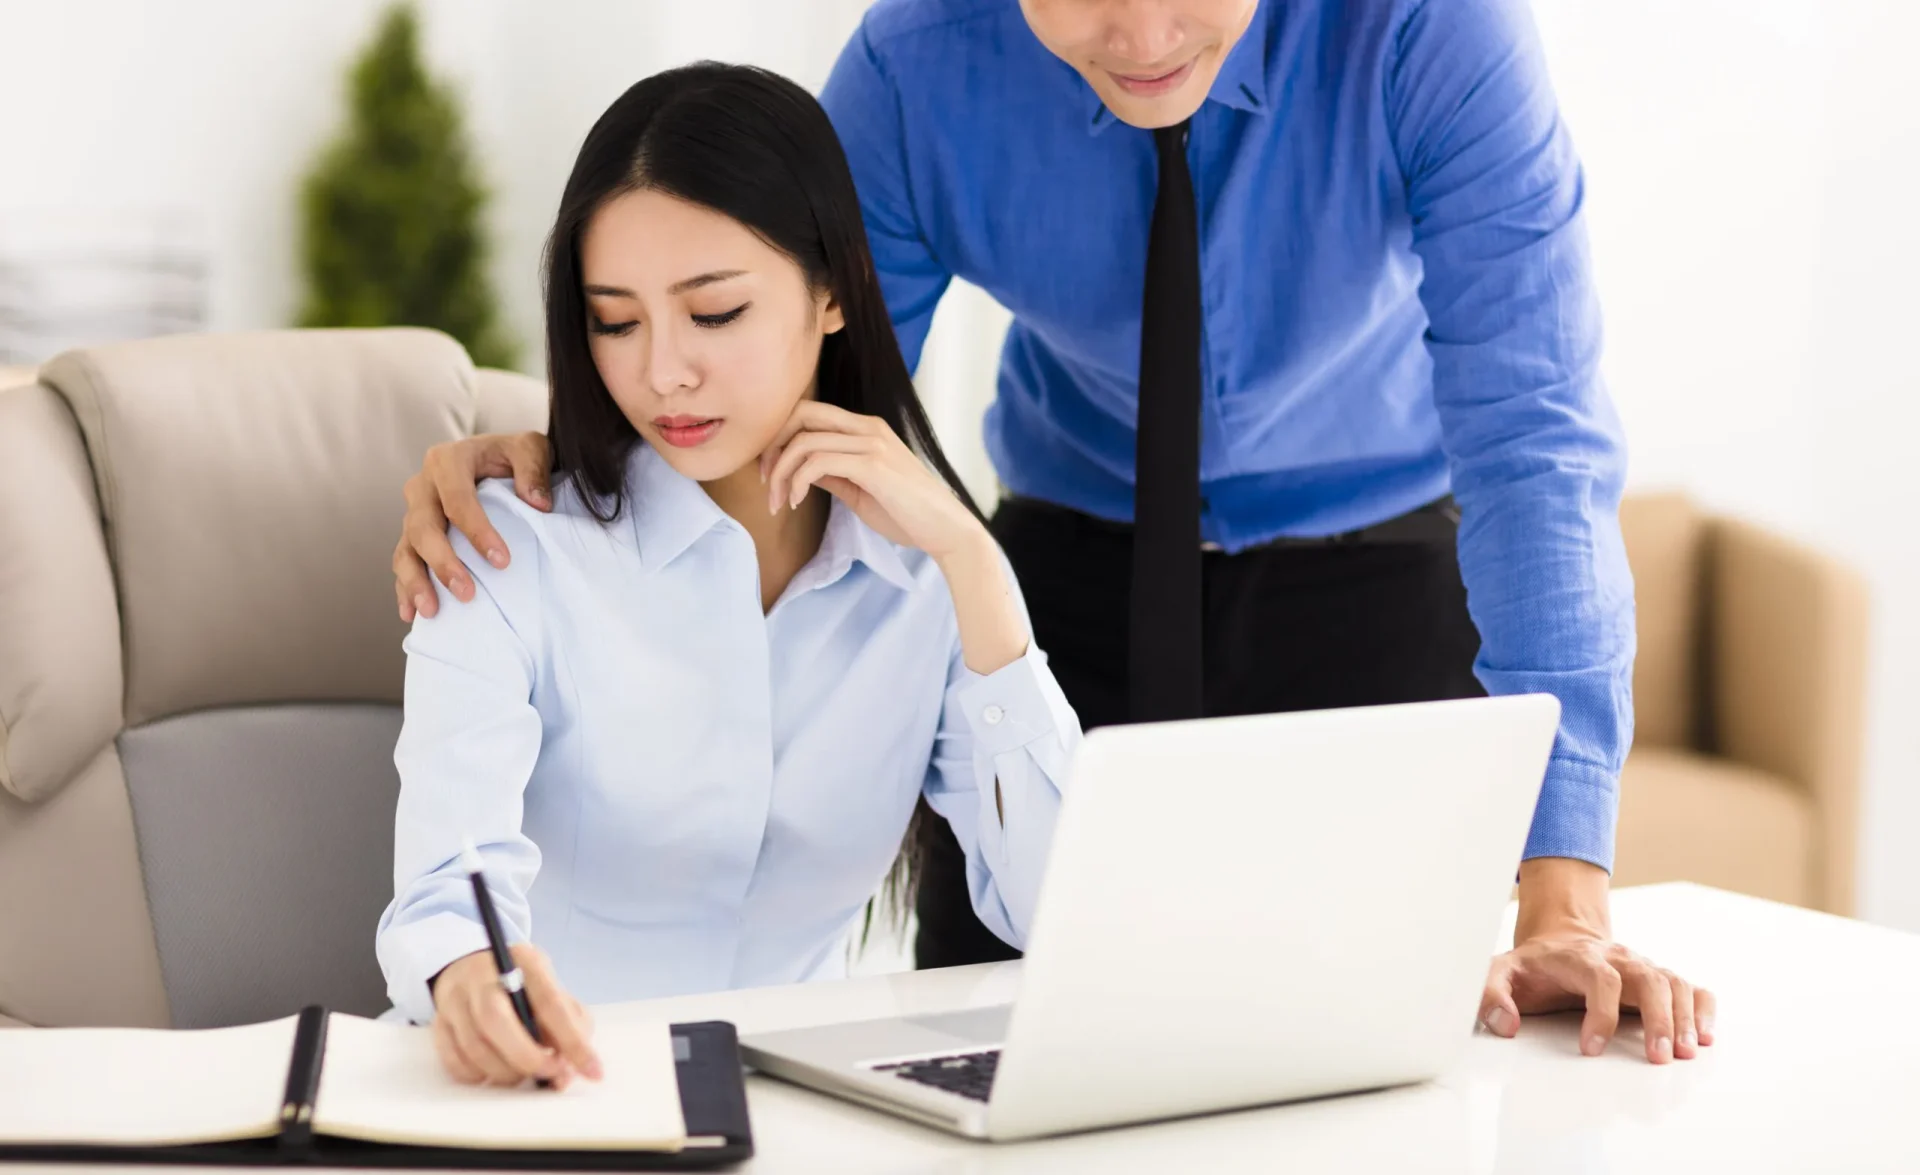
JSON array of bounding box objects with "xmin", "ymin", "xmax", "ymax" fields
[
  {"xmin": 585, "ymin": 1057, "xmax": 604, "ymax": 1080},
  {"xmin": 487, "ymin": 548, "xmax": 508, "ymax": 568},
  {"xmin": 1681, "ymin": 1029, "xmax": 1697, "ymax": 1050},
  {"xmin": 1655, "ymin": 1036, "xmax": 1673, "ymax": 1062},
  {"xmin": 1582, "ymin": 1034, "xmax": 1606, "ymax": 1056},
  {"xmin": 413, "ymin": 594, "xmax": 430, "ymax": 616},
  {"xmin": 1700, "ymin": 1016, "xmax": 1715, "ymax": 1039},
  {"xmin": 531, "ymin": 489, "xmax": 550, "ymax": 507},
  {"xmin": 1485, "ymin": 1008, "xmax": 1513, "ymax": 1035}
]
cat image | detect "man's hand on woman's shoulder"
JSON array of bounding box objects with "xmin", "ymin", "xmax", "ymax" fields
[{"xmin": 395, "ymin": 432, "xmax": 552, "ymax": 622}]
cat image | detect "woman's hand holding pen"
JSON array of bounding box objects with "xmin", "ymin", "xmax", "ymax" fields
[
  {"xmin": 760, "ymin": 402, "xmax": 1027, "ymax": 675},
  {"xmin": 431, "ymin": 944, "xmax": 603, "ymax": 1088}
]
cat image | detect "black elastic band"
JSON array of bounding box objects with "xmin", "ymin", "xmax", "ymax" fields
[{"xmin": 277, "ymin": 1005, "xmax": 329, "ymax": 1153}]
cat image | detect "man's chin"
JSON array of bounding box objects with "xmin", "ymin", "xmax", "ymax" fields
[{"xmin": 1091, "ymin": 79, "xmax": 1211, "ymax": 130}]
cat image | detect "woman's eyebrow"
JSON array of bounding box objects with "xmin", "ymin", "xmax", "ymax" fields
[
  {"xmin": 669, "ymin": 269, "xmax": 747, "ymax": 295},
  {"xmin": 582, "ymin": 270, "xmax": 747, "ymax": 299}
]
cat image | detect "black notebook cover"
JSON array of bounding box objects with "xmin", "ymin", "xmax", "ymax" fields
[{"xmin": 0, "ymin": 1019, "xmax": 752, "ymax": 1171}]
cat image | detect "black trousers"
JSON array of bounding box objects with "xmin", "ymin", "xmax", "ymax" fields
[{"xmin": 912, "ymin": 496, "xmax": 1488, "ymax": 969}]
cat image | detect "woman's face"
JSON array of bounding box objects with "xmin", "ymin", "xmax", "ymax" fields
[{"xmin": 580, "ymin": 187, "xmax": 843, "ymax": 485}]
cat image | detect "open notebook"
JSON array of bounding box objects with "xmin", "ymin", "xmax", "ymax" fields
[{"xmin": 0, "ymin": 1007, "xmax": 752, "ymax": 1170}]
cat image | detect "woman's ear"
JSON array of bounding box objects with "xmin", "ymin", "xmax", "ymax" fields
[{"xmin": 819, "ymin": 290, "xmax": 846, "ymax": 335}]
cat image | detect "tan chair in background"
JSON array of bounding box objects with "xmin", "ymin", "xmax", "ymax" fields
[
  {"xmin": 1615, "ymin": 493, "xmax": 1870, "ymax": 915},
  {"xmin": 0, "ymin": 329, "xmax": 546, "ymax": 1029}
]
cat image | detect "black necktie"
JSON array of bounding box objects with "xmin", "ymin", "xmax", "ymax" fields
[{"xmin": 1129, "ymin": 121, "xmax": 1205, "ymax": 723}]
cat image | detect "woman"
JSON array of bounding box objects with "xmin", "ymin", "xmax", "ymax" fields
[{"xmin": 374, "ymin": 63, "xmax": 1079, "ymax": 1089}]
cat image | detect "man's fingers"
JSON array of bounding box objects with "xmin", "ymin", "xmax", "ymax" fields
[
  {"xmin": 504, "ymin": 433, "xmax": 553, "ymax": 510},
  {"xmin": 1623, "ymin": 961, "xmax": 1675, "ymax": 1064},
  {"xmin": 1534, "ymin": 949, "xmax": 1622, "ymax": 1057},
  {"xmin": 1666, "ymin": 970, "xmax": 1698, "ymax": 1059},
  {"xmin": 402, "ymin": 467, "xmax": 477, "ymax": 602},
  {"xmin": 395, "ymin": 555, "xmax": 418, "ymax": 624},
  {"xmin": 426, "ymin": 442, "xmax": 511, "ymax": 573},
  {"xmin": 1479, "ymin": 959, "xmax": 1522, "ymax": 1038},
  {"xmin": 392, "ymin": 539, "xmax": 440, "ymax": 621},
  {"xmin": 403, "ymin": 512, "xmax": 476, "ymax": 602},
  {"xmin": 439, "ymin": 487, "xmax": 510, "ymax": 572},
  {"xmin": 1695, "ymin": 986, "xmax": 1718, "ymax": 1046}
]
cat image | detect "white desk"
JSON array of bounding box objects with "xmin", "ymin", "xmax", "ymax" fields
[{"xmin": 24, "ymin": 884, "xmax": 1920, "ymax": 1173}]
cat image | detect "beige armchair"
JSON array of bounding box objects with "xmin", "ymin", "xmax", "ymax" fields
[
  {"xmin": 0, "ymin": 329, "xmax": 546, "ymax": 1029},
  {"xmin": 1615, "ymin": 493, "xmax": 1869, "ymax": 915}
]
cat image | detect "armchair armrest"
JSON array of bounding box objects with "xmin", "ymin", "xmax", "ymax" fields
[{"xmin": 1705, "ymin": 518, "xmax": 1870, "ymax": 914}]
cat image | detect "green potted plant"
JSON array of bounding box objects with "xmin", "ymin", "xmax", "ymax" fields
[{"xmin": 297, "ymin": 2, "xmax": 516, "ymax": 369}]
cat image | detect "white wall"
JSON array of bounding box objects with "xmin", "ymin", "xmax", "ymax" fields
[
  {"xmin": 1531, "ymin": 0, "xmax": 1920, "ymax": 930},
  {"xmin": 2, "ymin": 0, "xmax": 1915, "ymax": 930},
  {"xmin": 0, "ymin": 0, "xmax": 870, "ymax": 358}
]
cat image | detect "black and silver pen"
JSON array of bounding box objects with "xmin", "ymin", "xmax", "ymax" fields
[{"xmin": 460, "ymin": 837, "xmax": 554, "ymax": 1089}]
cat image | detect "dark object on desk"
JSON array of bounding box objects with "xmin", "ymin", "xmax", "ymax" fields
[
  {"xmin": 0, "ymin": 1014, "xmax": 752, "ymax": 1170},
  {"xmin": 875, "ymin": 1048, "xmax": 999, "ymax": 1102}
]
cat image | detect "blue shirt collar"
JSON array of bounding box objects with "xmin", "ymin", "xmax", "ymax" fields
[
  {"xmin": 625, "ymin": 442, "xmax": 914, "ymax": 591},
  {"xmin": 1084, "ymin": 1, "xmax": 1271, "ymax": 135}
]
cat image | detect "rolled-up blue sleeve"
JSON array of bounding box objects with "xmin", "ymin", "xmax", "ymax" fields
[
  {"xmin": 375, "ymin": 499, "xmax": 545, "ymax": 1023},
  {"xmin": 923, "ymin": 598, "xmax": 1083, "ymax": 948},
  {"xmin": 819, "ymin": 15, "xmax": 953, "ymax": 373},
  {"xmin": 1388, "ymin": 0, "xmax": 1635, "ymax": 870}
]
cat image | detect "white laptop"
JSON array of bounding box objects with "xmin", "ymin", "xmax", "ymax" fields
[{"xmin": 739, "ymin": 693, "xmax": 1561, "ymax": 1142}]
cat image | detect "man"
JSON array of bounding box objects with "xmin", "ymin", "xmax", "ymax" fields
[{"xmin": 392, "ymin": 0, "xmax": 1713, "ymax": 1065}]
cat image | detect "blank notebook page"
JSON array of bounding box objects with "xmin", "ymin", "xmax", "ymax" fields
[
  {"xmin": 0, "ymin": 1016, "xmax": 298, "ymax": 1145},
  {"xmin": 313, "ymin": 1014, "xmax": 688, "ymax": 1152}
]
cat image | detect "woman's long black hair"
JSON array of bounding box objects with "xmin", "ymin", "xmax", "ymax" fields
[
  {"xmin": 542, "ymin": 62, "xmax": 979, "ymax": 928},
  {"xmin": 543, "ymin": 61, "xmax": 980, "ymax": 528}
]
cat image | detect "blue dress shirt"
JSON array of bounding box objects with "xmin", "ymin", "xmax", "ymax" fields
[
  {"xmin": 376, "ymin": 445, "xmax": 1081, "ymax": 1023},
  {"xmin": 820, "ymin": 0, "xmax": 1634, "ymax": 869}
]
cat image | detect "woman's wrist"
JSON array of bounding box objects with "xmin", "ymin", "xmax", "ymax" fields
[{"xmin": 936, "ymin": 529, "xmax": 1028, "ymax": 676}]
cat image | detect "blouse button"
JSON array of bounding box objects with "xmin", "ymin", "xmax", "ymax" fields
[{"xmin": 981, "ymin": 705, "xmax": 1006, "ymax": 726}]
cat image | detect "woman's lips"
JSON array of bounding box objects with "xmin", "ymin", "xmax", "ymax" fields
[
  {"xmin": 653, "ymin": 417, "xmax": 723, "ymax": 448},
  {"xmin": 1107, "ymin": 58, "xmax": 1196, "ymax": 98}
]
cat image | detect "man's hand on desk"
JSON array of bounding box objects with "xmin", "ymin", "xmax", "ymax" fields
[{"xmin": 1478, "ymin": 857, "xmax": 1717, "ymax": 1066}]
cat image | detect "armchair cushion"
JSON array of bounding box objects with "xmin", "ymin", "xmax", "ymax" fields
[
  {"xmin": 1615, "ymin": 746, "xmax": 1814, "ymax": 907},
  {"xmin": 39, "ymin": 328, "xmax": 480, "ymax": 729}
]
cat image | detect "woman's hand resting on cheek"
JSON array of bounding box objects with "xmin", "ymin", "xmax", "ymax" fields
[
  {"xmin": 760, "ymin": 401, "xmax": 989, "ymax": 562},
  {"xmin": 430, "ymin": 944, "xmax": 602, "ymax": 1088},
  {"xmin": 761, "ymin": 401, "xmax": 1029, "ymax": 677}
]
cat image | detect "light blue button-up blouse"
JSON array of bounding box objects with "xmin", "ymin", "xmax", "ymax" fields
[{"xmin": 375, "ymin": 443, "xmax": 1081, "ymax": 1024}]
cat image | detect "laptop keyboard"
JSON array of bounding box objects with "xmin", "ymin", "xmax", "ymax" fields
[{"xmin": 873, "ymin": 1049, "xmax": 1001, "ymax": 1102}]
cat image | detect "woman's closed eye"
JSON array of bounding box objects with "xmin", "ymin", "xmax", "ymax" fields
[
  {"xmin": 588, "ymin": 304, "xmax": 747, "ymax": 335},
  {"xmin": 692, "ymin": 303, "xmax": 749, "ymax": 329}
]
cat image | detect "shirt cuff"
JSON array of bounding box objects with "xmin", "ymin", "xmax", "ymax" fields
[
  {"xmin": 952, "ymin": 643, "xmax": 1062, "ymax": 758},
  {"xmin": 382, "ymin": 911, "xmax": 509, "ymax": 1025},
  {"xmin": 1520, "ymin": 755, "xmax": 1620, "ymax": 872}
]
